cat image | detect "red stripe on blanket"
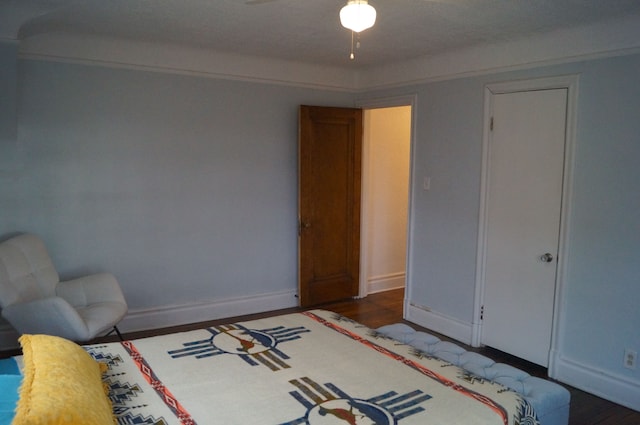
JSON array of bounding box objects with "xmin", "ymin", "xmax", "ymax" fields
[
  {"xmin": 302, "ymin": 311, "xmax": 509, "ymax": 425},
  {"xmin": 121, "ymin": 340, "xmax": 197, "ymax": 425}
]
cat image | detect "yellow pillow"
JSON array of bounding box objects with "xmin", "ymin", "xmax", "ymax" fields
[{"xmin": 13, "ymin": 334, "xmax": 115, "ymax": 425}]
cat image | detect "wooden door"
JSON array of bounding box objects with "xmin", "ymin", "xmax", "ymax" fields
[
  {"xmin": 298, "ymin": 105, "xmax": 362, "ymax": 307},
  {"xmin": 481, "ymin": 89, "xmax": 567, "ymax": 366}
]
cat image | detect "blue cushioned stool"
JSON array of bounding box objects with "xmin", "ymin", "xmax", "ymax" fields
[{"xmin": 377, "ymin": 323, "xmax": 570, "ymax": 425}]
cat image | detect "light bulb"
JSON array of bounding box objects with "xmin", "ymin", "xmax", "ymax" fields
[{"xmin": 340, "ymin": 0, "xmax": 376, "ymax": 33}]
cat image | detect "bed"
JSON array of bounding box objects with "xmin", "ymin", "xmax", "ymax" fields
[{"xmin": 0, "ymin": 309, "xmax": 569, "ymax": 425}]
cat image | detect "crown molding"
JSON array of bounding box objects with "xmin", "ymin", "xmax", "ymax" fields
[
  {"xmin": 357, "ymin": 14, "xmax": 640, "ymax": 91},
  {"xmin": 18, "ymin": 33, "xmax": 358, "ymax": 92},
  {"xmin": 16, "ymin": 13, "xmax": 640, "ymax": 92}
]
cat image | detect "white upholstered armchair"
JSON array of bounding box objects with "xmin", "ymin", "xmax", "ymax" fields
[{"xmin": 0, "ymin": 233, "xmax": 128, "ymax": 342}]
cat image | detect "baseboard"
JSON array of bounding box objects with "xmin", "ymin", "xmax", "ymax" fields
[
  {"xmin": 404, "ymin": 302, "xmax": 473, "ymax": 345},
  {"xmin": 120, "ymin": 290, "xmax": 299, "ymax": 333},
  {"xmin": 0, "ymin": 290, "xmax": 299, "ymax": 351},
  {"xmin": 367, "ymin": 272, "xmax": 405, "ymax": 294},
  {"xmin": 552, "ymin": 354, "xmax": 640, "ymax": 412}
]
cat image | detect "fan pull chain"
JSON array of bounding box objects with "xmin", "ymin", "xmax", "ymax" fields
[
  {"xmin": 350, "ymin": 31, "xmax": 355, "ymax": 60},
  {"xmin": 349, "ymin": 31, "xmax": 362, "ymax": 60}
]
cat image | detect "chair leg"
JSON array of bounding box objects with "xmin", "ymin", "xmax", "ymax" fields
[
  {"xmin": 104, "ymin": 326, "xmax": 125, "ymax": 341},
  {"xmin": 113, "ymin": 326, "xmax": 124, "ymax": 341}
]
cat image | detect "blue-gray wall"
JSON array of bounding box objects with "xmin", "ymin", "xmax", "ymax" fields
[
  {"xmin": 2, "ymin": 60, "xmax": 353, "ymax": 309},
  {"xmin": 0, "ymin": 41, "xmax": 18, "ymax": 170},
  {"xmin": 1, "ymin": 49, "xmax": 638, "ymax": 408},
  {"xmin": 365, "ymin": 53, "xmax": 640, "ymax": 408}
]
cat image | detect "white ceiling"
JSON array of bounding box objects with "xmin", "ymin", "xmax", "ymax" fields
[{"xmin": 3, "ymin": 0, "xmax": 640, "ymax": 69}]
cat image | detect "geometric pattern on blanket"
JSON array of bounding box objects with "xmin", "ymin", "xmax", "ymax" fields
[
  {"xmin": 167, "ymin": 324, "xmax": 310, "ymax": 371},
  {"xmin": 85, "ymin": 345, "xmax": 169, "ymax": 425},
  {"xmin": 85, "ymin": 309, "xmax": 539, "ymax": 425},
  {"xmin": 281, "ymin": 376, "xmax": 432, "ymax": 424}
]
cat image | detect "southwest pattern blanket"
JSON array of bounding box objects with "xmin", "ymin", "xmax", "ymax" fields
[{"xmin": 85, "ymin": 310, "xmax": 538, "ymax": 425}]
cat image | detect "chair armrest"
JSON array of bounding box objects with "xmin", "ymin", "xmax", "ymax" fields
[
  {"xmin": 57, "ymin": 273, "xmax": 127, "ymax": 308},
  {"xmin": 1, "ymin": 297, "xmax": 89, "ymax": 340}
]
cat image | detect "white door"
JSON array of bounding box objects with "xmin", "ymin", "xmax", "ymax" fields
[{"xmin": 481, "ymin": 88, "xmax": 567, "ymax": 367}]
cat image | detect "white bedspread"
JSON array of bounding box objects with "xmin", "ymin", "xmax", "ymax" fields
[{"xmin": 84, "ymin": 310, "xmax": 538, "ymax": 425}]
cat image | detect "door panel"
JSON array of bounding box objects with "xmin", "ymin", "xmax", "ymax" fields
[
  {"xmin": 298, "ymin": 105, "xmax": 362, "ymax": 306},
  {"xmin": 482, "ymin": 89, "xmax": 567, "ymax": 366}
]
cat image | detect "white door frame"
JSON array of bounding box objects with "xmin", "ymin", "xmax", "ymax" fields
[
  {"xmin": 472, "ymin": 75, "xmax": 579, "ymax": 377},
  {"xmin": 356, "ymin": 95, "xmax": 417, "ymax": 303}
]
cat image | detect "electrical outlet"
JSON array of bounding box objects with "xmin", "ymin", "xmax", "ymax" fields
[{"xmin": 623, "ymin": 348, "xmax": 637, "ymax": 370}]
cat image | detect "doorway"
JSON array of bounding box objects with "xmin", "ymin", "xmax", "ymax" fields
[
  {"xmin": 297, "ymin": 98, "xmax": 414, "ymax": 306},
  {"xmin": 361, "ymin": 106, "xmax": 412, "ymax": 296},
  {"xmin": 297, "ymin": 98, "xmax": 415, "ymax": 307},
  {"xmin": 474, "ymin": 76, "xmax": 578, "ymax": 370}
]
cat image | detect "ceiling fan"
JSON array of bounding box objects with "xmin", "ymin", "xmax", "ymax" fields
[
  {"xmin": 244, "ymin": 0, "xmax": 455, "ymax": 60},
  {"xmin": 245, "ymin": 0, "xmax": 378, "ymax": 59}
]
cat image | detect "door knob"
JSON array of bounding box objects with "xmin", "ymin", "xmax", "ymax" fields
[{"xmin": 540, "ymin": 253, "xmax": 554, "ymax": 263}]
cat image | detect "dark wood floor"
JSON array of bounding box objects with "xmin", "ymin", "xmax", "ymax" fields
[{"xmin": 2, "ymin": 288, "xmax": 638, "ymax": 424}]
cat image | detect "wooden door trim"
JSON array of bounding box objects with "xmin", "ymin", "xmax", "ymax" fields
[{"xmin": 472, "ymin": 75, "xmax": 579, "ymax": 379}]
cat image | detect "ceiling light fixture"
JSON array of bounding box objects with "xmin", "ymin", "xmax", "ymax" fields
[
  {"xmin": 340, "ymin": 0, "xmax": 376, "ymax": 60},
  {"xmin": 340, "ymin": 0, "xmax": 377, "ymax": 33}
]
